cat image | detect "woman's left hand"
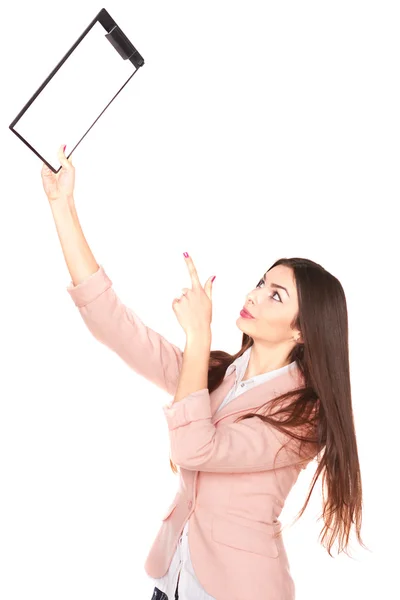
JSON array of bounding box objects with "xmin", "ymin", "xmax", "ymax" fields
[{"xmin": 172, "ymin": 254, "xmax": 215, "ymax": 336}]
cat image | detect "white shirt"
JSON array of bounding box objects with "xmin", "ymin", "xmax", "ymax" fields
[{"xmin": 148, "ymin": 346, "xmax": 296, "ymax": 599}]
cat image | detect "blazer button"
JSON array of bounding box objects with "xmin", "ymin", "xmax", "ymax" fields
[{"xmin": 188, "ymin": 500, "xmax": 193, "ymax": 509}]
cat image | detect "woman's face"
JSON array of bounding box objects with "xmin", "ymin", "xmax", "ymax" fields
[{"xmin": 236, "ymin": 265, "xmax": 301, "ymax": 343}]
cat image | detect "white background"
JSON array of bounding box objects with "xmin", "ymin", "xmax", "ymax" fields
[{"xmin": 1, "ymin": 1, "xmax": 399, "ymax": 599}]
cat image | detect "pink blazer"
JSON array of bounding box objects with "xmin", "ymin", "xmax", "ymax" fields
[{"xmin": 67, "ymin": 265, "xmax": 318, "ymax": 600}]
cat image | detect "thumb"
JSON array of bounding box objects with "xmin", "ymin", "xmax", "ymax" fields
[
  {"xmin": 57, "ymin": 144, "xmax": 73, "ymax": 169},
  {"xmin": 205, "ymin": 275, "xmax": 216, "ymax": 300}
]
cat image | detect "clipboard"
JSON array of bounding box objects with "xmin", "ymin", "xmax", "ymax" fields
[{"xmin": 9, "ymin": 8, "xmax": 145, "ymax": 173}]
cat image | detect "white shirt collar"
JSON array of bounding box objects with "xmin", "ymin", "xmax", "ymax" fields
[{"xmin": 224, "ymin": 345, "xmax": 295, "ymax": 384}]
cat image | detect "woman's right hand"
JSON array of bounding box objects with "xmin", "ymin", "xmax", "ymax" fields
[{"xmin": 41, "ymin": 145, "xmax": 75, "ymax": 202}]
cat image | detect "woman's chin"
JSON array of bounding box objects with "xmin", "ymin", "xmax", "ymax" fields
[{"xmin": 236, "ymin": 316, "xmax": 252, "ymax": 332}]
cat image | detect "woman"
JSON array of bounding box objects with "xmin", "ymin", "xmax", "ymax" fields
[{"xmin": 42, "ymin": 146, "xmax": 366, "ymax": 600}]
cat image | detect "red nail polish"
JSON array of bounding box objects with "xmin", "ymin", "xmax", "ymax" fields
[
  {"xmin": 63, "ymin": 145, "xmax": 66, "ymax": 152},
  {"xmin": 183, "ymin": 252, "xmax": 189, "ymax": 258},
  {"xmin": 211, "ymin": 276, "xmax": 216, "ymax": 282}
]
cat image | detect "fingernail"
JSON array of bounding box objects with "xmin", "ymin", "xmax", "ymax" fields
[
  {"xmin": 63, "ymin": 145, "xmax": 66, "ymax": 152},
  {"xmin": 211, "ymin": 276, "xmax": 216, "ymax": 282},
  {"xmin": 183, "ymin": 252, "xmax": 189, "ymax": 258}
]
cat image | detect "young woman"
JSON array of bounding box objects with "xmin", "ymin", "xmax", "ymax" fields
[{"xmin": 42, "ymin": 146, "xmax": 366, "ymax": 600}]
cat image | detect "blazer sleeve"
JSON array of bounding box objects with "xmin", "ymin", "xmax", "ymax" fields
[
  {"xmin": 66, "ymin": 264, "xmax": 183, "ymax": 396},
  {"xmin": 163, "ymin": 388, "xmax": 318, "ymax": 472}
]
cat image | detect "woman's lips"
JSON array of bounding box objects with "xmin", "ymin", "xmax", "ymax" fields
[{"xmin": 240, "ymin": 309, "xmax": 255, "ymax": 319}]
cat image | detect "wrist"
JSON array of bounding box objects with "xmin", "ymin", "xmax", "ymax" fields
[
  {"xmin": 49, "ymin": 193, "xmax": 74, "ymax": 207},
  {"xmin": 49, "ymin": 195, "xmax": 76, "ymax": 217},
  {"xmin": 186, "ymin": 329, "xmax": 212, "ymax": 346}
]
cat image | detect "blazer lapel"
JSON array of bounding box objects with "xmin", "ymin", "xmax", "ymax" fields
[{"xmin": 210, "ymin": 362, "xmax": 304, "ymax": 425}]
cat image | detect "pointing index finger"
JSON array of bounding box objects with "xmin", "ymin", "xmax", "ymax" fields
[{"xmin": 184, "ymin": 254, "xmax": 201, "ymax": 287}]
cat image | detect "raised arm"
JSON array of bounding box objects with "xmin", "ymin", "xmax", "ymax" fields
[{"xmin": 44, "ymin": 147, "xmax": 183, "ymax": 396}]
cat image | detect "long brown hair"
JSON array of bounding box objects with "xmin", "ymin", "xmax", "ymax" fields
[{"xmin": 169, "ymin": 257, "xmax": 367, "ymax": 557}]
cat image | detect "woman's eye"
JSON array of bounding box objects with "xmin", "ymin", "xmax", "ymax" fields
[
  {"xmin": 271, "ymin": 291, "xmax": 282, "ymax": 302},
  {"xmin": 256, "ymin": 279, "xmax": 281, "ymax": 302}
]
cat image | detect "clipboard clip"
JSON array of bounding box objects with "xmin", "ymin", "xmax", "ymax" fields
[{"xmin": 105, "ymin": 25, "xmax": 144, "ymax": 67}]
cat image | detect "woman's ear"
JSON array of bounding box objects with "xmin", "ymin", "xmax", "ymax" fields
[{"xmin": 293, "ymin": 330, "xmax": 303, "ymax": 344}]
